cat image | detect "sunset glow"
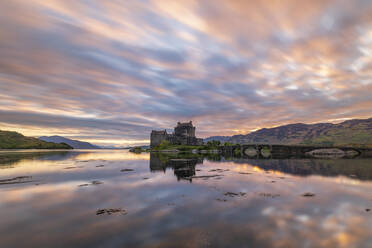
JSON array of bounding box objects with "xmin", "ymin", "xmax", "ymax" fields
[{"xmin": 1, "ymin": 0, "xmax": 371, "ymax": 146}]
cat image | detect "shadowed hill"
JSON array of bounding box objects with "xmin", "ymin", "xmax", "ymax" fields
[
  {"xmin": 0, "ymin": 130, "xmax": 72, "ymax": 149},
  {"xmin": 205, "ymin": 118, "xmax": 372, "ymax": 146},
  {"xmin": 39, "ymin": 136, "xmax": 100, "ymax": 149}
]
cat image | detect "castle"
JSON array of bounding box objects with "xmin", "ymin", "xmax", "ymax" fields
[{"xmin": 150, "ymin": 121, "xmax": 204, "ymax": 147}]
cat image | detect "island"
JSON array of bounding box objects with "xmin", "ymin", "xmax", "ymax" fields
[{"xmin": 130, "ymin": 120, "xmax": 372, "ymax": 159}]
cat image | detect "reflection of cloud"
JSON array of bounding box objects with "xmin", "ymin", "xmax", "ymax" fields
[
  {"xmin": 0, "ymin": 152, "xmax": 372, "ymax": 247},
  {"xmin": 0, "ymin": 0, "xmax": 372, "ymax": 145},
  {"xmin": 74, "ymin": 150, "xmax": 149, "ymax": 161}
]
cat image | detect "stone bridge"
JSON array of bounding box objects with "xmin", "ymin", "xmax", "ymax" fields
[{"xmin": 221, "ymin": 144, "xmax": 372, "ymax": 159}]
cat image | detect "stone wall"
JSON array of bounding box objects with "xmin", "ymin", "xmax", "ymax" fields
[{"xmin": 150, "ymin": 130, "xmax": 167, "ymax": 147}]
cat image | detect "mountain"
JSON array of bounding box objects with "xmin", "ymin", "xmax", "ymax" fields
[
  {"xmin": 205, "ymin": 118, "xmax": 372, "ymax": 146},
  {"xmin": 203, "ymin": 136, "xmax": 231, "ymax": 143},
  {"xmin": 39, "ymin": 136, "xmax": 100, "ymax": 149},
  {"xmin": 0, "ymin": 130, "xmax": 72, "ymax": 149}
]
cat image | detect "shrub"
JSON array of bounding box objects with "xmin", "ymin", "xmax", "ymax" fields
[{"xmin": 157, "ymin": 140, "xmax": 171, "ymax": 150}]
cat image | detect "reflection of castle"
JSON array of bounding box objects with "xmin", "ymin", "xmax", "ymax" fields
[
  {"xmin": 150, "ymin": 121, "xmax": 204, "ymax": 147},
  {"xmin": 149, "ymin": 153, "xmax": 203, "ymax": 181}
]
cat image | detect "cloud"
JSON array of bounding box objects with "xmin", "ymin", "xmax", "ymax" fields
[{"xmin": 0, "ymin": 0, "xmax": 371, "ymax": 145}]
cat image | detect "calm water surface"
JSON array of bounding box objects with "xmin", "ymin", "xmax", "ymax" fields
[{"xmin": 0, "ymin": 150, "xmax": 371, "ymax": 248}]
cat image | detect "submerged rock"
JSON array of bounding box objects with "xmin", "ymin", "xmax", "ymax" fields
[
  {"xmin": 302, "ymin": 192, "xmax": 315, "ymax": 197},
  {"xmin": 224, "ymin": 192, "xmax": 246, "ymax": 197},
  {"xmin": 0, "ymin": 176, "xmax": 33, "ymax": 185},
  {"xmin": 78, "ymin": 181, "xmax": 103, "ymax": 187},
  {"xmin": 259, "ymin": 193, "xmax": 280, "ymax": 198},
  {"xmin": 64, "ymin": 166, "xmax": 84, "ymax": 170},
  {"xmin": 120, "ymin": 169, "xmax": 134, "ymax": 172},
  {"xmin": 96, "ymin": 208, "xmax": 127, "ymax": 215}
]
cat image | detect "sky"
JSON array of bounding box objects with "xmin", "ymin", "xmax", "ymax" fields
[{"xmin": 0, "ymin": 0, "xmax": 372, "ymax": 147}]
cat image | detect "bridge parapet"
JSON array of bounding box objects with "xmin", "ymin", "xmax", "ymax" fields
[{"xmin": 222, "ymin": 144, "xmax": 370, "ymax": 159}]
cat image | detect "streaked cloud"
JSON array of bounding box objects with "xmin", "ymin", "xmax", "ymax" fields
[{"xmin": 0, "ymin": 0, "xmax": 371, "ymax": 145}]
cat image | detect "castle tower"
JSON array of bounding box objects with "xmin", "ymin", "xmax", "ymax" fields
[
  {"xmin": 150, "ymin": 121, "xmax": 203, "ymax": 147},
  {"xmin": 174, "ymin": 121, "xmax": 195, "ymax": 138}
]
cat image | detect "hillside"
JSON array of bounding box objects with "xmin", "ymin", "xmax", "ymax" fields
[
  {"xmin": 39, "ymin": 136, "xmax": 100, "ymax": 149},
  {"xmin": 0, "ymin": 130, "xmax": 72, "ymax": 149},
  {"xmin": 205, "ymin": 118, "xmax": 372, "ymax": 146},
  {"xmin": 203, "ymin": 136, "xmax": 231, "ymax": 143}
]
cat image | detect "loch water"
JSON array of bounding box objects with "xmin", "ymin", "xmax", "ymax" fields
[{"xmin": 0, "ymin": 150, "xmax": 371, "ymax": 248}]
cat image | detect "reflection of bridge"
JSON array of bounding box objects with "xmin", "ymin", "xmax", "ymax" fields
[
  {"xmin": 224, "ymin": 157, "xmax": 372, "ymax": 181},
  {"xmin": 149, "ymin": 148, "xmax": 372, "ymax": 182},
  {"xmin": 221, "ymin": 145, "xmax": 372, "ymax": 159}
]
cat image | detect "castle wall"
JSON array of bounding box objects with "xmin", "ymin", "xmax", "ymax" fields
[{"xmin": 150, "ymin": 131, "xmax": 167, "ymax": 147}]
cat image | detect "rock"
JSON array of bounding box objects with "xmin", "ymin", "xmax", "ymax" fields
[
  {"xmin": 96, "ymin": 165, "xmax": 105, "ymax": 168},
  {"xmin": 238, "ymin": 172, "xmax": 252, "ymax": 175},
  {"xmin": 216, "ymin": 198, "xmax": 227, "ymax": 202},
  {"xmin": 0, "ymin": 176, "xmax": 33, "ymax": 185},
  {"xmin": 120, "ymin": 169, "xmax": 134, "ymax": 172},
  {"xmin": 302, "ymin": 192, "xmax": 315, "ymax": 197},
  {"xmin": 259, "ymin": 193, "xmax": 280, "ymax": 198},
  {"xmin": 64, "ymin": 166, "xmax": 84, "ymax": 169},
  {"xmin": 96, "ymin": 208, "xmax": 127, "ymax": 215},
  {"xmin": 78, "ymin": 181, "xmax": 103, "ymax": 187},
  {"xmin": 224, "ymin": 192, "xmax": 246, "ymax": 197},
  {"xmin": 366, "ymin": 208, "xmax": 370, "ymax": 212}
]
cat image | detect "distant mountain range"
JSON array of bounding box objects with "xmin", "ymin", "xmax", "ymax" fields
[
  {"xmin": 204, "ymin": 118, "xmax": 372, "ymax": 146},
  {"xmin": 0, "ymin": 130, "xmax": 72, "ymax": 149},
  {"xmin": 39, "ymin": 136, "xmax": 101, "ymax": 149}
]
